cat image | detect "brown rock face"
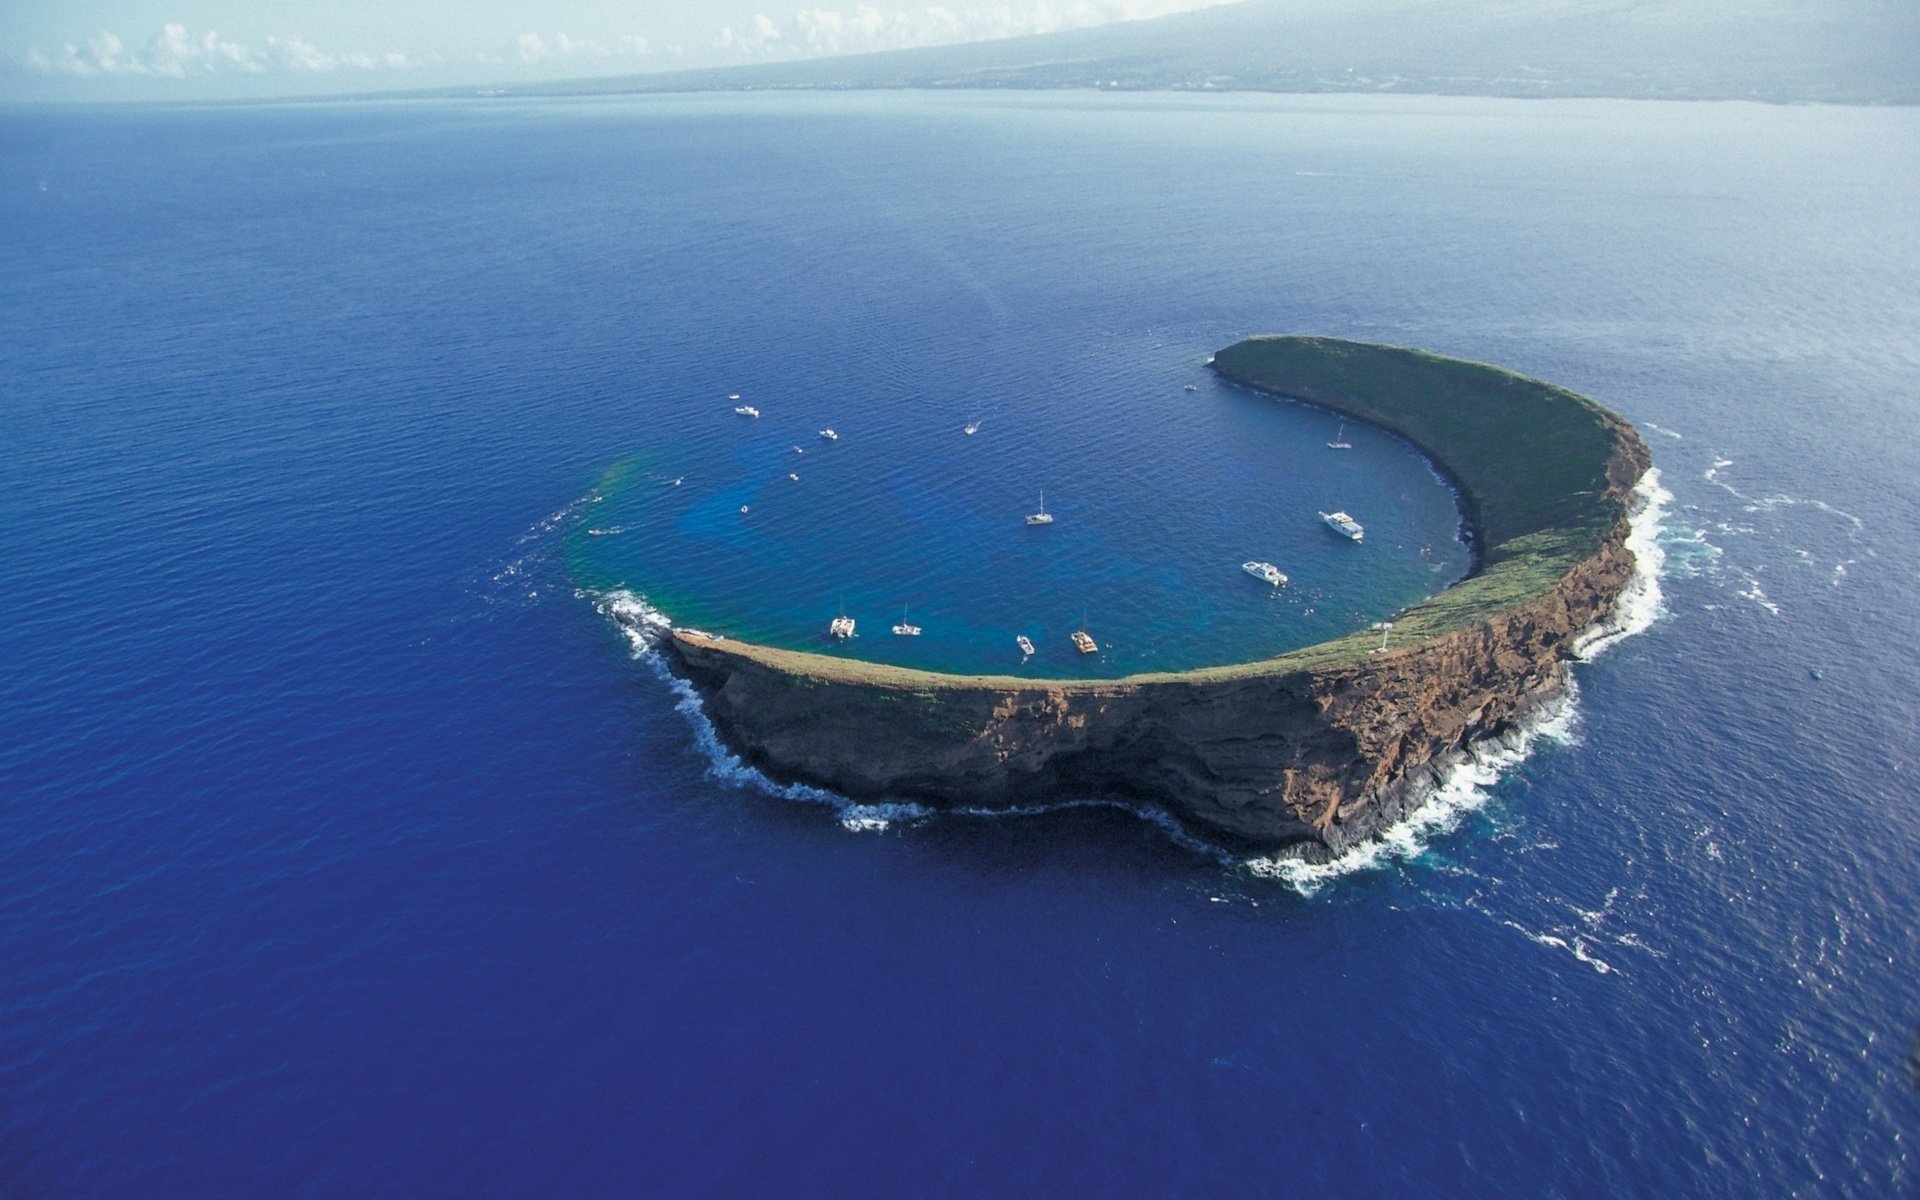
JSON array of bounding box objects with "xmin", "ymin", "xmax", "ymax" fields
[
  {"xmin": 666, "ymin": 523, "xmax": 1635, "ymax": 853},
  {"xmin": 642, "ymin": 337, "xmax": 1651, "ymax": 856}
]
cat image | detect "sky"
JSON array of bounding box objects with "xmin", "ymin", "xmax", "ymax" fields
[{"xmin": 1, "ymin": 0, "xmax": 1237, "ymax": 102}]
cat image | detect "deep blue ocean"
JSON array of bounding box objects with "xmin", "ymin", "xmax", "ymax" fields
[{"xmin": 2, "ymin": 92, "xmax": 1915, "ymax": 1197}]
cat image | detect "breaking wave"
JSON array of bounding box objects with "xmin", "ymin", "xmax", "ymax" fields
[
  {"xmin": 1246, "ymin": 466, "xmax": 1669, "ymax": 895},
  {"xmin": 594, "ymin": 588, "xmax": 932, "ymax": 833},
  {"xmin": 1244, "ymin": 687, "xmax": 1582, "ymax": 896}
]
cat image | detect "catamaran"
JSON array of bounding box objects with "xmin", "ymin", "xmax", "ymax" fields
[
  {"xmin": 1026, "ymin": 490, "xmax": 1053, "ymax": 525},
  {"xmin": 829, "ymin": 600, "xmax": 855, "ymax": 640},
  {"xmin": 1328, "ymin": 422, "xmax": 1352, "ymax": 449},
  {"xmin": 1071, "ymin": 609, "xmax": 1097, "ymax": 654},
  {"xmin": 1242, "ymin": 560, "xmax": 1288, "ymax": 586},
  {"xmin": 1320, "ymin": 510, "xmax": 1364, "ymax": 541},
  {"xmin": 892, "ymin": 605, "xmax": 921, "ymax": 637},
  {"xmin": 1016, "ymin": 635, "xmax": 1035, "ymax": 656}
]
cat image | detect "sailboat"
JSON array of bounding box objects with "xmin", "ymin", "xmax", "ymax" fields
[
  {"xmin": 1328, "ymin": 422, "xmax": 1352, "ymax": 449},
  {"xmin": 1025, "ymin": 489, "xmax": 1054, "ymax": 525},
  {"xmin": 892, "ymin": 604, "xmax": 922, "ymax": 637},
  {"xmin": 828, "ymin": 597, "xmax": 855, "ymax": 639}
]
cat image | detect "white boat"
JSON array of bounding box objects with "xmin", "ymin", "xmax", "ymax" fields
[
  {"xmin": 1025, "ymin": 489, "xmax": 1053, "ymax": 526},
  {"xmin": 819, "ymin": 429, "xmax": 838, "ymax": 440},
  {"xmin": 1328, "ymin": 422, "xmax": 1352, "ymax": 449},
  {"xmin": 892, "ymin": 605, "xmax": 921, "ymax": 637},
  {"xmin": 1016, "ymin": 635, "xmax": 1035, "ymax": 656},
  {"xmin": 792, "ymin": 446, "xmax": 804, "ymax": 455},
  {"xmin": 1320, "ymin": 510, "xmax": 1364, "ymax": 541},
  {"xmin": 734, "ymin": 405, "xmax": 759, "ymax": 418},
  {"xmin": 1184, "ymin": 384, "xmax": 1198, "ymax": 392},
  {"xmin": 728, "ymin": 393, "xmax": 741, "ymax": 401},
  {"xmin": 789, "ymin": 473, "xmax": 800, "ymax": 481},
  {"xmin": 739, "ymin": 505, "xmax": 749, "ymax": 514},
  {"xmin": 1242, "ymin": 560, "xmax": 1288, "ymax": 586},
  {"xmin": 1071, "ymin": 629, "xmax": 1097, "ymax": 654},
  {"xmin": 829, "ymin": 600, "xmax": 855, "ymax": 639},
  {"xmin": 964, "ymin": 420, "xmax": 980, "ymax": 435}
]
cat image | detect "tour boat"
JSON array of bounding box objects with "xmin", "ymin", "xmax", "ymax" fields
[
  {"xmin": 1328, "ymin": 422, "xmax": 1352, "ymax": 449},
  {"xmin": 1016, "ymin": 635, "xmax": 1035, "ymax": 656},
  {"xmin": 819, "ymin": 429, "xmax": 838, "ymax": 440},
  {"xmin": 1025, "ymin": 490, "xmax": 1054, "ymax": 525},
  {"xmin": 1242, "ymin": 560, "xmax": 1288, "ymax": 586},
  {"xmin": 734, "ymin": 405, "xmax": 760, "ymax": 418},
  {"xmin": 1320, "ymin": 510, "xmax": 1365, "ymax": 541},
  {"xmin": 829, "ymin": 600, "xmax": 855, "ymax": 639},
  {"xmin": 892, "ymin": 605, "xmax": 921, "ymax": 637}
]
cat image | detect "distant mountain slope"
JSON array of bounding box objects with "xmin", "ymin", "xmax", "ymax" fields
[{"xmin": 485, "ymin": 0, "xmax": 1919, "ymax": 104}]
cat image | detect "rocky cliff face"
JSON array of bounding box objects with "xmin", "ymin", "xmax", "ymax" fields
[{"xmin": 665, "ymin": 513, "xmax": 1637, "ymax": 854}]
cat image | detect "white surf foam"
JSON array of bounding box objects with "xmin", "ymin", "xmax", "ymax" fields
[
  {"xmin": 595, "ymin": 588, "xmax": 931, "ymax": 832},
  {"xmin": 1244, "ymin": 686, "xmax": 1581, "ymax": 896},
  {"xmin": 1573, "ymin": 467, "xmax": 1670, "ymax": 660}
]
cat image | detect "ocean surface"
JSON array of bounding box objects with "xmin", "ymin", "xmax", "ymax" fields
[{"xmin": 2, "ymin": 92, "xmax": 1916, "ymax": 1197}]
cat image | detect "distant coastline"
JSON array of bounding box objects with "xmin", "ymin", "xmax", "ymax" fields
[{"xmin": 635, "ymin": 336, "xmax": 1650, "ymax": 852}]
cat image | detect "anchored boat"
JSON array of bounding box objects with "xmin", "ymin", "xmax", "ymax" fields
[
  {"xmin": 1242, "ymin": 560, "xmax": 1288, "ymax": 586},
  {"xmin": 1025, "ymin": 489, "xmax": 1053, "ymax": 525},
  {"xmin": 1319, "ymin": 510, "xmax": 1364, "ymax": 541},
  {"xmin": 892, "ymin": 605, "xmax": 921, "ymax": 637}
]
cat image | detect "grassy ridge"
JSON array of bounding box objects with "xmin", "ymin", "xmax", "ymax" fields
[
  {"xmin": 1209, "ymin": 335, "xmax": 1638, "ymax": 655},
  {"xmin": 669, "ymin": 336, "xmax": 1642, "ymax": 688}
]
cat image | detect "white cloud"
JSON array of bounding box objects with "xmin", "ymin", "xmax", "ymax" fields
[
  {"xmin": 718, "ymin": 0, "xmax": 1231, "ymax": 58},
  {"xmin": 487, "ymin": 31, "xmax": 651, "ymax": 65},
  {"xmin": 21, "ymin": 23, "xmax": 423, "ymax": 77}
]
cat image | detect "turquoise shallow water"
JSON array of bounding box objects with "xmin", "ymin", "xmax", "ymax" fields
[{"xmin": 568, "ymin": 365, "xmax": 1468, "ymax": 676}]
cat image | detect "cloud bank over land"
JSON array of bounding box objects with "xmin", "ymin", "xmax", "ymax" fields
[
  {"xmin": 11, "ymin": 0, "xmax": 1234, "ymax": 94},
  {"xmin": 23, "ymin": 23, "xmax": 429, "ymax": 77},
  {"xmin": 719, "ymin": 1, "xmax": 1233, "ymax": 57}
]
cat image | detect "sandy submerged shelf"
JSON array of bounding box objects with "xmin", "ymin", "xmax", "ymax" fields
[{"xmin": 636, "ymin": 335, "xmax": 1650, "ymax": 853}]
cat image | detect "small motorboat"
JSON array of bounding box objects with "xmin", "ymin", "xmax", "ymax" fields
[
  {"xmin": 819, "ymin": 429, "xmax": 838, "ymax": 441},
  {"xmin": 1016, "ymin": 635, "xmax": 1035, "ymax": 656},
  {"xmin": 734, "ymin": 405, "xmax": 760, "ymax": 418}
]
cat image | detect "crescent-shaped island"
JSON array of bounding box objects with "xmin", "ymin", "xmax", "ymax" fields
[{"xmin": 636, "ymin": 336, "xmax": 1651, "ymax": 856}]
